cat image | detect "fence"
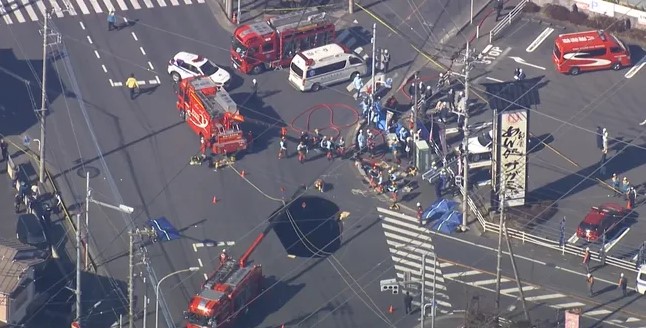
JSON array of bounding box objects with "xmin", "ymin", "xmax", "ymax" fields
[{"xmin": 489, "ymin": 0, "xmax": 529, "ymax": 43}]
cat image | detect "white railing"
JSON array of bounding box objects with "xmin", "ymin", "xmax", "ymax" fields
[{"xmin": 489, "ymin": 0, "xmax": 529, "ymax": 43}]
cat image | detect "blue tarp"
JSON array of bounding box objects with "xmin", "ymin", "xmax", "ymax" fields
[
  {"xmin": 430, "ymin": 211, "xmax": 462, "ymax": 234},
  {"xmin": 421, "ymin": 198, "xmax": 457, "ymax": 222},
  {"xmin": 147, "ymin": 217, "xmax": 181, "ymax": 242}
]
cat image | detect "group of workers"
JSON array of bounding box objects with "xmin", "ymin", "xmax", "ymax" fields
[{"xmin": 279, "ymin": 129, "xmax": 347, "ymax": 163}]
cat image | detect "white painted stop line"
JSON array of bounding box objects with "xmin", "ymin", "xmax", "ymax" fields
[{"xmin": 526, "ymin": 27, "xmax": 554, "ymax": 53}]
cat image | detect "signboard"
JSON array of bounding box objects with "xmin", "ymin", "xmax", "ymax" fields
[
  {"xmin": 589, "ymin": 0, "xmax": 615, "ymax": 17},
  {"xmin": 565, "ymin": 310, "xmax": 580, "ymax": 328},
  {"xmin": 499, "ymin": 109, "xmax": 528, "ymax": 207}
]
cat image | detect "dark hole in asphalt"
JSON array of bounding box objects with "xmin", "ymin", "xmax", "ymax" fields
[{"xmin": 272, "ymin": 196, "xmax": 341, "ymax": 258}]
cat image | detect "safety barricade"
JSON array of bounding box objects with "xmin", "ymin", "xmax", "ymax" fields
[{"xmin": 489, "ymin": 0, "xmax": 529, "ymax": 43}]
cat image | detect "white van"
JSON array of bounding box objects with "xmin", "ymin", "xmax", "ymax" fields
[
  {"xmin": 289, "ymin": 43, "xmax": 368, "ymax": 92},
  {"xmin": 637, "ymin": 264, "xmax": 646, "ymax": 294}
]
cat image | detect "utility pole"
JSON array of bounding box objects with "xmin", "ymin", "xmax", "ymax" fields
[
  {"xmin": 495, "ymin": 184, "xmax": 505, "ymax": 313},
  {"xmin": 85, "ymin": 172, "xmax": 90, "ymax": 270},
  {"xmin": 461, "ymin": 42, "xmax": 472, "ymax": 232},
  {"xmin": 504, "ymin": 224, "xmax": 530, "ymax": 321},
  {"xmin": 128, "ymin": 229, "xmax": 134, "ymax": 328},
  {"xmin": 142, "ymin": 275, "xmax": 147, "ymax": 328},
  {"xmin": 75, "ymin": 213, "xmax": 82, "ymax": 327},
  {"xmin": 413, "ymin": 74, "xmax": 418, "ymax": 166},
  {"xmin": 420, "ymin": 253, "xmax": 426, "ymax": 327},
  {"xmin": 348, "ymin": 0, "xmax": 354, "ymax": 14},
  {"xmin": 431, "ymin": 256, "xmax": 436, "ymax": 328},
  {"xmin": 370, "ymin": 23, "xmax": 377, "ymax": 105}
]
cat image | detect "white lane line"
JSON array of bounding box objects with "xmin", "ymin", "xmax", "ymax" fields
[
  {"xmin": 626, "ymin": 317, "xmax": 641, "ymax": 322},
  {"xmin": 203, "ymin": 273, "xmax": 208, "ymax": 280},
  {"xmin": 382, "ymin": 216, "xmax": 432, "ymax": 234},
  {"xmin": 525, "ymin": 293, "xmax": 566, "ymax": 301},
  {"xmin": 625, "ymin": 60, "xmax": 646, "ymax": 79},
  {"xmin": 20, "ymin": 0, "xmax": 39, "ymax": 21},
  {"xmin": 113, "ymin": 81, "xmax": 123, "ymax": 87},
  {"xmin": 509, "ymin": 56, "xmax": 546, "ymax": 70},
  {"xmin": 147, "ymin": 61, "xmax": 154, "ymax": 70},
  {"xmin": 101, "ymin": 64, "xmax": 107, "ymax": 73},
  {"xmin": 390, "ymin": 255, "xmax": 444, "ymax": 276},
  {"xmin": 128, "ymin": 0, "xmax": 141, "ymax": 10},
  {"xmin": 140, "ymin": 47, "xmax": 146, "ymax": 55},
  {"xmin": 182, "ymin": 0, "xmax": 192, "ymax": 4},
  {"xmin": 87, "ymin": 36, "xmax": 93, "ymax": 44},
  {"xmin": 526, "ymin": 27, "xmax": 554, "ymax": 53},
  {"xmin": 567, "ymin": 233, "xmax": 579, "ymax": 244},
  {"xmin": 439, "ymin": 262, "xmax": 454, "ymax": 268},
  {"xmin": 604, "ymin": 228, "xmax": 630, "ymax": 252},
  {"xmin": 169, "ymin": 0, "xmax": 179, "ymax": 5},
  {"xmin": 197, "ymin": 258, "xmax": 203, "ymax": 267},
  {"xmin": 94, "ymin": 50, "xmax": 101, "ymax": 58},
  {"xmin": 34, "ymin": 0, "xmax": 47, "ymax": 17},
  {"xmin": 584, "ymin": 309, "xmax": 613, "ymax": 316},
  {"xmin": 100, "ymin": 0, "xmax": 113, "ymax": 11},
  {"xmin": 378, "ymin": 207, "xmax": 424, "ymax": 225},
  {"xmin": 142, "ymin": 0, "xmax": 153, "ymax": 8},
  {"xmin": 553, "ymin": 302, "xmax": 586, "ymax": 309},
  {"xmin": 115, "ymin": 0, "xmax": 128, "ymax": 10},
  {"xmin": 481, "ymin": 44, "xmax": 493, "ymax": 55},
  {"xmin": 136, "ymin": 80, "xmax": 147, "ymax": 85},
  {"xmin": 88, "ymin": 0, "xmax": 103, "ymax": 13},
  {"xmin": 382, "ymin": 228, "xmax": 434, "ymax": 249},
  {"xmin": 471, "ymin": 278, "xmax": 508, "ymax": 286},
  {"xmin": 485, "ymin": 76, "xmax": 504, "ymax": 83},
  {"xmin": 0, "ymin": 5, "xmax": 13, "ymax": 24},
  {"xmin": 74, "ymin": 0, "xmax": 91, "ymax": 14},
  {"xmin": 156, "ymin": 0, "xmax": 166, "ymax": 6},
  {"xmin": 192, "ymin": 243, "xmax": 198, "ymax": 252},
  {"xmin": 196, "ymin": 0, "xmax": 204, "ymax": 3},
  {"xmin": 49, "ymin": 0, "xmax": 65, "ymax": 16},
  {"xmin": 155, "ymin": 76, "xmax": 160, "ymax": 84},
  {"xmin": 131, "ymin": 32, "xmax": 138, "ymax": 41},
  {"xmin": 392, "ymin": 264, "xmax": 447, "ymax": 285},
  {"xmin": 148, "ymin": 79, "xmax": 157, "ymax": 84},
  {"xmin": 79, "ymin": 21, "xmax": 86, "ymax": 30},
  {"xmin": 7, "ymin": 0, "xmax": 26, "ymax": 23},
  {"xmin": 500, "ymin": 286, "xmax": 537, "ymax": 294}
]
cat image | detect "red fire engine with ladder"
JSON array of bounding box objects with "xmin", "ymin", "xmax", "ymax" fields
[
  {"xmin": 176, "ymin": 76, "xmax": 247, "ymax": 156},
  {"xmin": 230, "ymin": 8, "xmax": 335, "ymax": 74},
  {"xmin": 184, "ymin": 233, "xmax": 265, "ymax": 328}
]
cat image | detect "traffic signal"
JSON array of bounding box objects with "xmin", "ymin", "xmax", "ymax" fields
[{"xmin": 380, "ymin": 279, "xmax": 399, "ymax": 294}]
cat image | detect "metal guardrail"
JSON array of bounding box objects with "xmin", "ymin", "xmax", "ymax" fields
[{"xmin": 489, "ymin": 0, "xmax": 529, "ymax": 43}]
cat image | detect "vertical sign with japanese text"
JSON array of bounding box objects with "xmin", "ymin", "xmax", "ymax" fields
[{"xmin": 499, "ymin": 109, "xmax": 528, "ymax": 207}]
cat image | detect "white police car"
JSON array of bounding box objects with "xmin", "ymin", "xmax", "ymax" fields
[{"xmin": 167, "ymin": 52, "xmax": 231, "ymax": 87}]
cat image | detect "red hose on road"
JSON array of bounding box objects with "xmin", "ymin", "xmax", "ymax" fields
[{"xmin": 290, "ymin": 103, "xmax": 360, "ymax": 139}]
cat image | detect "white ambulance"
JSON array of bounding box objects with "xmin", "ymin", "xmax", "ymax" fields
[{"xmin": 289, "ymin": 43, "xmax": 368, "ymax": 92}]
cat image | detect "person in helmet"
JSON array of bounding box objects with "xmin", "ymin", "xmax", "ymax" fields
[
  {"xmin": 514, "ymin": 67, "xmax": 525, "ymax": 81},
  {"xmin": 219, "ymin": 249, "xmax": 229, "ymax": 264}
]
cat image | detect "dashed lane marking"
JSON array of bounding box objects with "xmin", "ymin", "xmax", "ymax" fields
[
  {"xmin": 197, "ymin": 258, "xmax": 203, "ymax": 267},
  {"xmin": 131, "ymin": 32, "xmax": 138, "ymax": 41},
  {"xmin": 101, "ymin": 65, "xmax": 107, "ymax": 73},
  {"xmin": 203, "ymin": 273, "xmax": 208, "ymax": 280},
  {"xmin": 485, "ymin": 76, "xmax": 504, "ymax": 82}
]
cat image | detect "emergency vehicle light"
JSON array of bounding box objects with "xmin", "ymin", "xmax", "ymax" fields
[{"xmin": 305, "ymin": 58, "xmax": 314, "ymax": 66}]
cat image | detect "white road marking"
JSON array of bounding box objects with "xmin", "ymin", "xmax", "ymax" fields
[
  {"xmin": 113, "ymin": 81, "xmax": 123, "ymax": 87},
  {"xmin": 131, "ymin": 32, "xmax": 138, "ymax": 41},
  {"xmin": 142, "ymin": 0, "xmax": 153, "ymax": 8},
  {"xmin": 169, "ymin": 0, "xmax": 179, "ymax": 6},
  {"xmin": 136, "ymin": 80, "xmax": 146, "ymax": 84},
  {"xmin": 87, "ymin": 0, "xmax": 102, "ymax": 13},
  {"xmin": 147, "ymin": 61, "xmax": 154, "ymax": 70},
  {"xmin": 101, "ymin": 64, "xmax": 107, "ymax": 73},
  {"xmin": 148, "ymin": 79, "xmax": 157, "ymax": 84},
  {"xmin": 79, "ymin": 21, "xmax": 86, "ymax": 30},
  {"xmin": 585, "ymin": 309, "xmax": 613, "ymax": 316},
  {"xmin": 481, "ymin": 44, "xmax": 493, "ymax": 55},
  {"xmin": 34, "ymin": 0, "xmax": 47, "ymax": 17},
  {"xmin": 471, "ymin": 279, "xmax": 508, "ymax": 286},
  {"xmin": 553, "ymin": 302, "xmax": 586, "ymax": 308},
  {"xmin": 101, "ymin": 0, "xmax": 113, "ymax": 11},
  {"xmin": 444, "ymin": 270, "xmax": 481, "ymax": 279},
  {"xmin": 626, "ymin": 317, "xmax": 641, "ymax": 322},
  {"xmin": 128, "ymin": 0, "xmax": 141, "ymax": 10},
  {"xmin": 155, "ymin": 76, "xmax": 160, "ymax": 84},
  {"xmin": 197, "ymin": 258, "xmax": 203, "ymax": 267},
  {"xmin": 7, "ymin": 0, "xmax": 26, "ymax": 23},
  {"xmin": 74, "ymin": 0, "xmax": 91, "ymax": 14},
  {"xmin": 1, "ymin": 5, "xmax": 14, "ymax": 24},
  {"xmin": 625, "ymin": 61, "xmax": 646, "ymax": 79},
  {"xmin": 524, "ymin": 293, "xmax": 565, "ymax": 301},
  {"xmin": 439, "ymin": 262, "xmax": 454, "ymax": 268},
  {"xmin": 500, "ymin": 286, "xmax": 537, "ymax": 294},
  {"xmin": 87, "ymin": 36, "xmax": 93, "ymax": 44},
  {"xmin": 49, "ymin": 0, "xmax": 65, "ymax": 17},
  {"xmin": 196, "ymin": 0, "xmax": 204, "ymax": 3},
  {"xmin": 182, "ymin": 0, "xmax": 191, "ymax": 4},
  {"xmin": 567, "ymin": 233, "xmax": 578, "ymax": 244},
  {"xmin": 509, "ymin": 56, "xmax": 546, "ymax": 70},
  {"xmin": 192, "ymin": 243, "xmax": 197, "ymax": 252},
  {"xmin": 526, "ymin": 27, "xmax": 554, "ymax": 53},
  {"xmin": 115, "ymin": 0, "xmax": 128, "ymax": 10},
  {"xmin": 140, "ymin": 47, "xmax": 146, "ymax": 55},
  {"xmin": 485, "ymin": 76, "xmax": 504, "ymax": 82},
  {"xmin": 203, "ymin": 273, "xmax": 208, "ymax": 280},
  {"xmin": 94, "ymin": 50, "xmax": 101, "ymax": 58},
  {"xmin": 155, "ymin": 0, "xmax": 166, "ymax": 6},
  {"xmin": 20, "ymin": 0, "xmax": 39, "ymax": 21},
  {"xmin": 604, "ymin": 228, "xmax": 630, "ymax": 252}
]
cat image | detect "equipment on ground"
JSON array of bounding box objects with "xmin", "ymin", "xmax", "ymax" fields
[
  {"xmin": 184, "ymin": 233, "xmax": 265, "ymax": 328},
  {"xmin": 230, "ymin": 8, "xmax": 335, "ymax": 74},
  {"xmin": 176, "ymin": 76, "xmax": 247, "ymax": 156}
]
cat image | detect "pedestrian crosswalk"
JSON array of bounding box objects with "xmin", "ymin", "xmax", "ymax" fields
[
  {"xmin": 377, "ymin": 207, "xmax": 645, "ymax": 327},
  {"xmin": 0, "ymin": 0, "xmax": 204, "ymax": 25},
  {"xmin": 335, "ymin": 27, "xmax": 369, "ymax": 61}
]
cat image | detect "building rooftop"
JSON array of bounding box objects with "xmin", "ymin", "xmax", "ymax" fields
[{"xmin": 0, "ymin": 239, "xmax": 44, "ymax": 294}]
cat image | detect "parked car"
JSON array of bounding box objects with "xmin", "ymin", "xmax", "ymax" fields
[
  {"xmin": 466, "ymin": 129, "xmax": 493, "ymax": 162},
  {"xmin": 576, "ymin": 203, "xmax": 628, "ymax": 241},
  {"xmin": 17, "ymin": 213, "xmax": 47, "ymax": 247},
  {"xmin": 167, "ymin": 51, "xmax": 231, "ymax": 87}
]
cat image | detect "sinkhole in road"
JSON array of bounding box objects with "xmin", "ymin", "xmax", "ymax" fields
[{"xmin": 272, "ymin": 196, "xmax": 341, "ymax": 258}]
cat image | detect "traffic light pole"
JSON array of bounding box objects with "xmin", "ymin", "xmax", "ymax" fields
[{"xmin": 461, "ymin": 42, "xmax": 471, "ymax": 232}]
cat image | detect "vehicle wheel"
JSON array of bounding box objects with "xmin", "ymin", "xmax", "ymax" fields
[
  {"xmin": 252, "ymin": 64, "xmax": 265, "ymax": 75},
  {"xmin": 350, "ymin": 71, "xmax": 360, "ymax": 80},
  {"xmin": 311, "ymin": 83, "xmax": 321, "ymax": 92},
  {"xmin": 569, "ymin": 67, "xmax": 580, "ymax": 76},
  {"xmin": 612, "ymin": 62, "xmax": 622, "ymax": 71},
  {"xmin": 170, "ymin": 72, "xmax": 181, "ymax": 82}
]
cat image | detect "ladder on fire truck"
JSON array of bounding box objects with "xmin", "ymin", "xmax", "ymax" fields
[
  {"xmin": 268, "ymin": 8, "xmax": 328, "ymax": 34},
  {"xmin": 203, "ymin": 258, "xmax": 237, "ymax": 289},
  {"xmin": 190, "ymin": 77, "xmax": 238, "ymax": 116}
]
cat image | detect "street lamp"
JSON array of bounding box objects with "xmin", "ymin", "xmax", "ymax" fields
[{"xmin": 156, "ymin": 267, "xmax": 200, "ymax": 328}]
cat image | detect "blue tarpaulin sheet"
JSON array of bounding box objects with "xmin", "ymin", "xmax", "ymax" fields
[
  {"xmin": 430, "ymin": 211, "xmax": 462, "ymax": 234},
  {"xmin": 147, "ymin": 217, "xmax": 181, "ymax": 241},
  {"xmin": 421, "ymin": 198, "xmax": 457, "ymax": 222}
]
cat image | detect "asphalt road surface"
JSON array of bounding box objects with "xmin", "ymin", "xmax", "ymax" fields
[{"xmin": 462, "ymin": 17, "xmax": 646, "ymax": 266}]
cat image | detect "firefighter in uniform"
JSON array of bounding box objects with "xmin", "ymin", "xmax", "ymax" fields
[
  {"xmin": 314, "ymin": 178, "xmax": 325, "ymax": 192},
  {"xmin": 388, "ymin": 180, "xmax": 400, "ymax": 210},
  {"xmin": 367, "ymin": 130, "xmax": 376, "ymax": 158},
  {"xmin": 219, "ymin": 249, "xmax": 229, "ymax": 264},
  {"xmin": 336, "ymin": 137, "xmax": 346, "ymax": 157},
  {"xmin": 322, "ymin": 137, "xmax": 334, "ymax": 160},
  {"xmin": 278, "ymin": 136, "xmax": 287, "ymax": 159},
  {"xmin": 297, "ymin": 141, "xmax": 308, "ymax": 164},
  {"xmin": 417, "ymin": 202, "xmax": 424, "ymax": 226}
]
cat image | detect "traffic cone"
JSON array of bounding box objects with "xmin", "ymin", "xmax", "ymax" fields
[
  {"xmin": 240, "ymin": 170, "xmax": 246, "ymax": 178},
  {"xmin": 387, "ymin": 305, "xmax": 395, "ymax": 314},
  {"xmin": 212, "ymin": 196, "xmax": 217, "ymax": 204}
]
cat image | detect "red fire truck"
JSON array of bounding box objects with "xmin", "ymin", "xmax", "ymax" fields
[
  {"xmin": 230, "ymin": 8, "xmax": 335, "ymax": 75},
  {"xmin": 176, "ymin": 76, "xmax": 247, "ymax": 155},
  {"xmin": 184, "ymin": 233, "xmax": 265, "ymax": 328}
]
